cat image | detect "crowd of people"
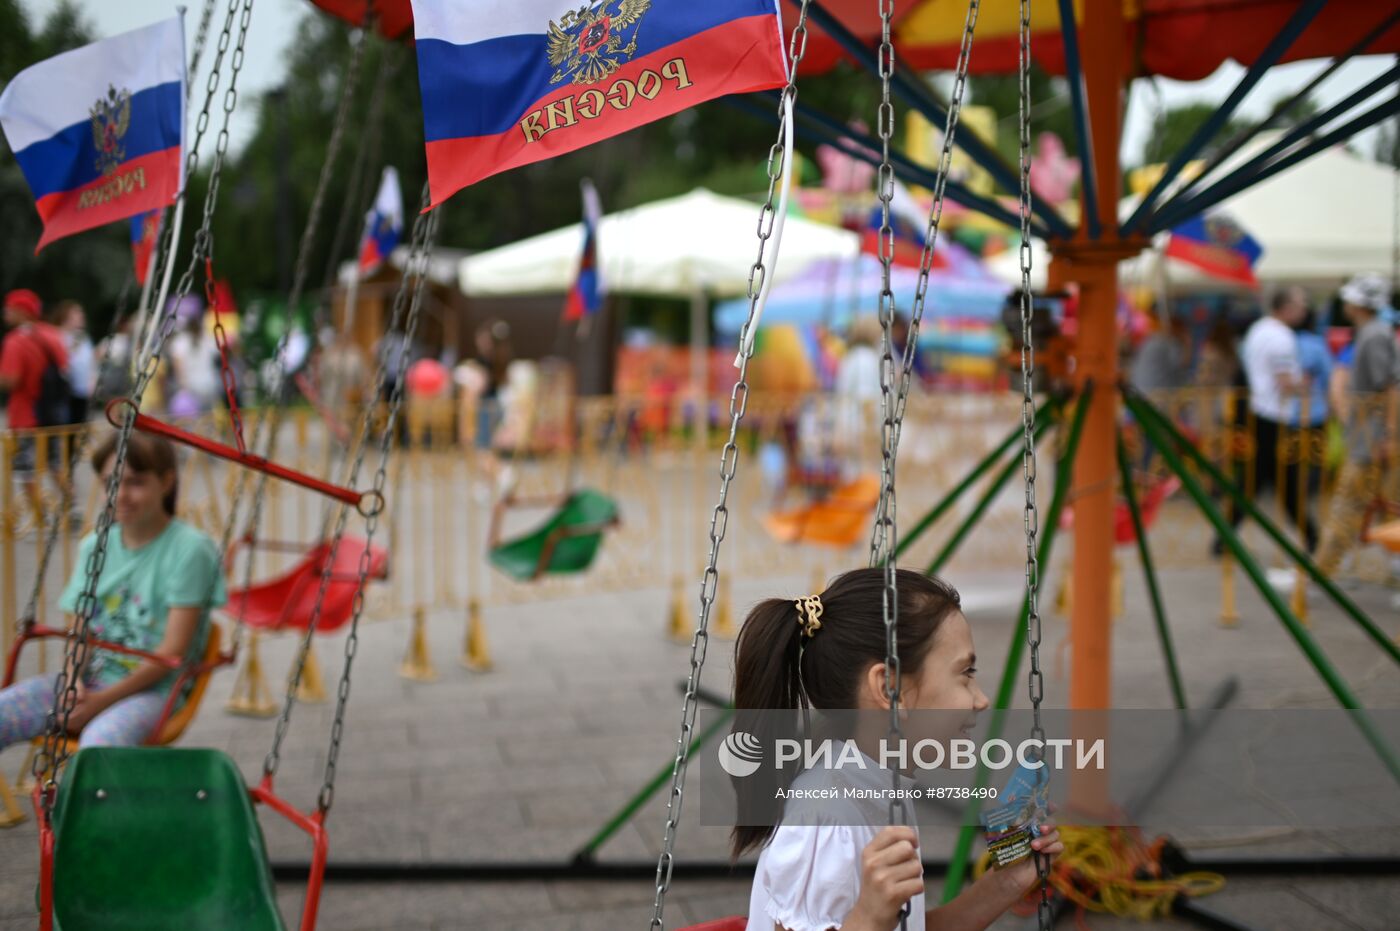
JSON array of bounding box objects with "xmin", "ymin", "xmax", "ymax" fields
[{"xmin": 1126, "ymin": 272, "xmax": 1398, "ymax": 572}]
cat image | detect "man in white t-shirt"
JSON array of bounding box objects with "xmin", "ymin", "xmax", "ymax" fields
[{"xmin": 1219, "ymin": 287, "xmax": 1316, "ymax": 553}]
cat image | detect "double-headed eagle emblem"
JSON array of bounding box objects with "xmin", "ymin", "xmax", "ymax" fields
[
  {"xmin": 547, "ymin": 0, "xmax": 652, "ymax": 86},
  {"xmin": 90, "ymin": 84, "xmax": 132, "ymax": 176},
  {"xmin": 1203, "ymin": 214, "xmax": 1246, "ymax": 249}
]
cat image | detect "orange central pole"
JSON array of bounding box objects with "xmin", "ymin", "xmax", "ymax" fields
[{"xmin": 1062, "ymin": 0, "xmax": 1129, "ymax": 712}]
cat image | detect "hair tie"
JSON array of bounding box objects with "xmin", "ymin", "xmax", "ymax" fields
[{"xmin": 795, "ymin": 594, "xmax": 823, "ymax": 638}]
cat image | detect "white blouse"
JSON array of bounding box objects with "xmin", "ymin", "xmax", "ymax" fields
[{"xmin": 746, "ymin": 757, "xmax": 926, "ymax": 931}]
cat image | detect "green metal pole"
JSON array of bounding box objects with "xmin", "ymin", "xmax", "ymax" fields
[
  {"xmin": 925, "ymin": 412, "xmax": 1057, "ymax": 577},
  {"xmin": 1134, "ymin": 396, "xmax": 1400, "ymax": 784},
  {"xmin": 940, "ymin": 385, "xmax": 1093, "ymax": 903},
  {"xmin": 1128, "ymin": 389, "xmax": 1400, "ymax": 668},
  {"xmin": 572, "ymin": 708, "xmax": 734, "ymax": 863},
  {"xmin": 896, "ymin": 399, "xmax": 1060, "ymax": 560},
  {"xmin": 1116, "ymin": 436, "xmax": 1188, "ymax": 710}
]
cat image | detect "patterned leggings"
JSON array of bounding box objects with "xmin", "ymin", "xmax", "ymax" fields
[{"xmin": 0, "ymin": 674, "xmax": 167, "ymax": 752}]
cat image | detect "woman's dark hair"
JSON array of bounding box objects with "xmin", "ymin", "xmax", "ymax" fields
[
  {"xmin": 729, "ymin": 567, "xmax": 962, "ymax": 858},
  {"xmin": 90, "ymin": 431, "xmax": 179, "ymax": 516}
]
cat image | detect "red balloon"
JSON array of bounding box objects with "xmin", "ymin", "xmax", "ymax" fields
[{"xmin": 406, "ymin": 359, "xmax": 450, "ymax": 398}]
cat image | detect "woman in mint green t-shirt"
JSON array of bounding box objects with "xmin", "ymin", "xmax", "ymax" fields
[{"xmin": 0, "ymin": 431, "xmax": 226, "ymax": 749}]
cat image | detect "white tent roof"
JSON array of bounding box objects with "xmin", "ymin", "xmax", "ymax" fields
[
  {"xmin": 990, "ymin": 140, "xmax": 1396, "ymax": 291},
  {"xmin": 458, "ymin": 187, "xmax": 860, "ymax": 299}
]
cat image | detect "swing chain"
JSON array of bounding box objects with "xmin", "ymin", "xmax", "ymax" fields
[
  {"xmin": 207, "ymin": 254, "xmax": 246, "ymax": 454},
  {"xmin": 1017, "ymin": 0, "xmax": 1051, "ymax": 927},
  {"xmin": 187, "ymin": 0, "xmax": 219, "ymax": 93},
  {"xmin": 230, "ymin": 18, "xmax": 370, "ymax": 657},
  {"xmin": 262, "ymin": 180, "xmax": 436, "ymax": 785},
  {"xmin": 650, "ymin": 4, "xmax": 811, "ymax": 927},
  {"xmin": 901, "ymin": 0, "xmax": 980, "ymax": 441},
  {"xmin": 868, "ymin": 4, "xmax": 912, "ymax": 930},
  {"xmin": 320, "ymin": 202, "xmax": 440, "ymax": 815},
  {"xmin": 33, "ymin": 0, "xmax": 255, "ymax": 807}
]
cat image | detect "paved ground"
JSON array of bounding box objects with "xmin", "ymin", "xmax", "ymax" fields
[{"xmin": 2, "ymin": 544, "xmax": 1398, "ymax": 929}]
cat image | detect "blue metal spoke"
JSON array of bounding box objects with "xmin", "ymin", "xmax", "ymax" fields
[{"xmin": 1120, "ymin": 0, "xmax": 1328, "ymax": 235}]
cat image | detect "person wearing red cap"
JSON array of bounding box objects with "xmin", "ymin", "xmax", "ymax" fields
[{"xmin": 1, "ymin": 288, "xmax": 70, "ymax": 523}]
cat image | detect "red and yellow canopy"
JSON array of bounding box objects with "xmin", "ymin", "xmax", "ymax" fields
[{"xmin": 309, "ymin": 0, "xmax": 1400, "ymax": 80}]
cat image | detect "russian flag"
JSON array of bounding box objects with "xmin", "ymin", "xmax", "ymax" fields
[
  {"xmin": 564, "ymin": 178, "xmax": 604, "ymax": 322},
  {"xmin": 409, "ymin": 1, "xmax": 788, "ymax": 207},
  {"xmin": 0, "ymin": 16, "xmax": 185, "ymax": 253},
  {"xmin": 130, "ymin": 208, "xmax": 162, "ymax": 285},
  {"xmin": 1164, "ymin": 212, "xmax": 1263, "ymax": 286},
  {"xmin": 358, "ymin": 166, "xmax": 404, "ymax": 277}
]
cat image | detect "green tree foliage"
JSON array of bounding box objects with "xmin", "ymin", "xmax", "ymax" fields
[
  {"xmin": 966, "ymin": 67, "xmax": 1079, "ymax": 163},
  {"xmin": 1139, "ymin": 101, "xmax": 1247, "ymax": 168},
  {"xmin": 208, "ymin": 12, "xmax": 885, "ymax": 301},
  {"xmin": 3, "ymin": 4, "xmax": 891, "ymax": 327},
  {"xmin": 0, "ymin": 0, "xmax": 130, "ymax": 330}
]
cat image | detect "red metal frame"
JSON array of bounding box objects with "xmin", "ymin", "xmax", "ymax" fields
[
  {"xmin": 251, "ymin": 776, "xmax": 330, "ymax": 931},
  {"xmin": 2, "ymin": 623, "xmax": 234, "ymax": 742},
  {"xmin": 292, "ymin": 371, "xmax": 352, "ymax": 445},
  {"xmin": 36, "ymin": 775, "xmax": 329, "ymax": 931},
  {"xmin": 106, "ymin": 399, "xmax": 382, "ymax": 516}
]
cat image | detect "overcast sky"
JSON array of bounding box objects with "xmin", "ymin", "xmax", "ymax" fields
[{"xmin": 19, "ymin": 0, "xmax": 1397, "ymax": 167}]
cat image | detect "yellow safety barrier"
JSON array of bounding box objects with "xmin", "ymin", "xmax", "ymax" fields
[{"xmin": 5, "ymin": 389, "xmax": 1397, "ymax": 695}]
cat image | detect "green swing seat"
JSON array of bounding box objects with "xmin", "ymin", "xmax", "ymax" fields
[
  {"xmin": 488, "ymin": 488, "xmax": 620, "ymax": 582},
  {"xmin": 47, "ymin": 747, "xmax": 284, "ymax": 931}
]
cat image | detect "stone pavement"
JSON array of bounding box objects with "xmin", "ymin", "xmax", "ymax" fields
[{"xmin": 2, "ymin": 553, "xmax": 1398, "ymax": 929}]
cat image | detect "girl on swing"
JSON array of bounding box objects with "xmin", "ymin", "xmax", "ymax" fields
[
  {"xmin": 734, "ymin": 568, "xmax": 1063, "ymax": 931},
  {"xmin": 0, "ymin": 432, "xmax": 226, "ymax": 750}
]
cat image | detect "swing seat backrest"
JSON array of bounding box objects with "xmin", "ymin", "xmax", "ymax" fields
[
  {"xmin": 488, "ymin": 489, "xmax": 619, "ymax": 581},
  {"xmin": 48, "ymin": 747, "xmax": 283, "ymax": 931},
  {"xmin": 150, "ymin": 621, "xmax": 227, "ymax": 746},
  {"xmin": 225, "ymin": 538, "xmax": 388, "ymax": 632}
]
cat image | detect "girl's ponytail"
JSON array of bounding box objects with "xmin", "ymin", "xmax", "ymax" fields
[
  {"xmin": 732, "ymin": 597, "xmax": 806, "ymax": 712},
  {"xmin": 729, "ymin": 597, "xmax": 808, "ymax": 860}
]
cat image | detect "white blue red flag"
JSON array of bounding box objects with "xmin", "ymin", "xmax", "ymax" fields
[
  {"xmin": 358, "ymin": 166, "xmax": 404, "ymax": 277},
  {"xmin": 408, "ymin": 0, "xmax": 789, "ymax": 206},
  {"xmin": 0, "ymin": 16, "xmax": 186, "ymax": 252},
  {"xmin": 130, "ymin": 208, "xmax": 162, "ymax": 285},
  {"xmin": 1164, "ymin": 213, "xmax": 1263, "ymax": 285},
  {"xmin": 564, "ymin": 178, "xmax": 604, "ymax": 322},
  {"xmin": 862, "ymin": 179, "xmax": 933, "ymax": 269}
]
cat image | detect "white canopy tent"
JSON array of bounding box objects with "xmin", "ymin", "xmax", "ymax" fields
[
  {"xmin": 457, "ymin": 187, "xmax": 859, "ymax": 298},
  {"xmin": 990, "ymin": 140, "xmax": 1397, "ymax": 293},
  {"xmin": 458, "ymin": 187, "xmax": 860, "ymax": 395}
]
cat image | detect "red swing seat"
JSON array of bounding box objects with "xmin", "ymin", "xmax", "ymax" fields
[
  {"xmin": 224, "ymin": 538, "xmax": 389, "ymax": 633},
  {"xmin": 680, "ymin": 919, "xmax": 747, "ymax": 931},
  {"xmin": 1059, "ymin": 475, "xmax": 1181, "ymax": 545}
]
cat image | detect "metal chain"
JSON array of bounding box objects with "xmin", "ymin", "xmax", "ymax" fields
[
  {"xmin": 868, "ymin": 3, "xmax": 912, "ymax": 929},
  {"xmin": 899, "ymin": 0, "xmax": 980, "ymax": 443},
  {"xmin": 33, "ymin": 0, "xmax": 255, "ymax": 811},
  {"xmin": 132, "ymin": 0, "xmax": 220, "ymax": 366},
  {"xmin": 321, "ymin": 45, "xmax": 398, "ymax": 298},
  {"xmin": 262, "ymin": 181, "xmax": 435, "ymax": 784},
  {"xmin": 1017, "ymin": 0, "xmax": 1051, "ymax": 926},
  {"xmin": 318, "ymin": 201, "xmax": 440, "ymax": 816},
  {"xmin": 229, "ymin": 19, "xmax": 370, "ymax": 658},
  {"xmin": 187, "ymin": 0, "xmax": 219, "ymax": 95},
  {"xmin": 649, "ymin": 5, "xmax": 811, "ymax": 927},
  {"xmin": 206, "ymin": 256, "xmax": 246, "ymax": 453}
]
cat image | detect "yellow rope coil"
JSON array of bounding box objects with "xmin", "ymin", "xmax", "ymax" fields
[{"xmin": 973, "ymin": 826, "xmax": 1225, "ymax": 923}]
